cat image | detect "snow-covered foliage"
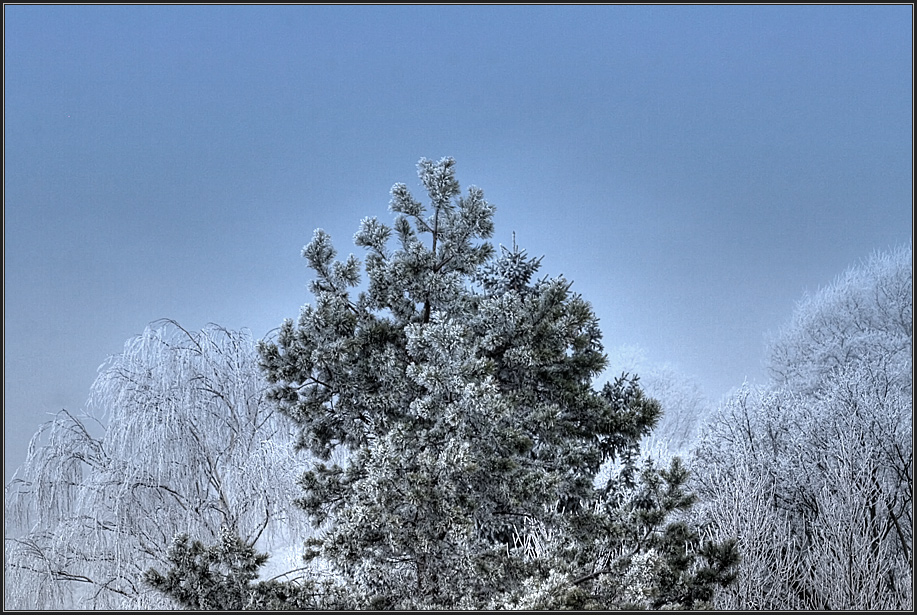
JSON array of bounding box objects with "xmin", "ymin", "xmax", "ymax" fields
[
  {"xmin": 245, "ymin": 157, "xmax": 738, "ymax": 609},
  {"xmin": 4, "ymin": 320, "xmax": 310, "ymax": 609},
  {"xmin": 693, "ymin": 244, "xmax": 913, "ymax": 610},
  {"xmin": 766, "ymin": 244, "xmax": 913, "ymax": 394},
  {"xmin": 6, "ymin": 158, "xmax": 742, "ymax": 610}
]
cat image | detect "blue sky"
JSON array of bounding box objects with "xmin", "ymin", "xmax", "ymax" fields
[{"xmin": 4, "ymin": 5, "xmax": 912, "ymax": 480}]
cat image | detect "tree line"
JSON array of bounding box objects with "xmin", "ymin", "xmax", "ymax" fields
[{"xmin": 4, "ymin": 158, "xmax": 911, "ymax": 609}]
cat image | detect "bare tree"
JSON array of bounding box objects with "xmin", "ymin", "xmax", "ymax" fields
[
  {"xmin": 693, "ymin": 244, "xmax": 913, "ymax": 610},
  {"xmin": 4, "ymin": 320, "xmax": 312, "ymax": 609},
  {"xmin": 766, "ymin": 244, "xmax": 912, "ymax": 395}
]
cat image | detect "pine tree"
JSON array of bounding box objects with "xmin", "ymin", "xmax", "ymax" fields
[
  {"xmin": 144, "ymin": 526, "xmax": 341, "ymax": 610},
  {"xmin": 244, "ymin": 157, "xmax": 737, "ymax": 608}
]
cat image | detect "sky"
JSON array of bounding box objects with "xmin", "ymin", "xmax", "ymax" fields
[{"xmin": 4, "ymin": 5, "xmax": 913, "ymax": 482}]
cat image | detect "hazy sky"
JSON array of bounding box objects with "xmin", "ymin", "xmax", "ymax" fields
[{"xmin": 4, "ymin": 5, "xmax": 912, "ymax": 481}]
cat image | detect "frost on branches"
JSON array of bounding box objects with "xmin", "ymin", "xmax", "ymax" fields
[
  {"xmin": 4, "ymin": 321, "xmax": 310, "ymax": 609},
  {"xmin": 693, "ymin": 244, "xmax": 913, "ymax": 610},
  {"xmin": 248, "ymin": 157, "xmax": 737, "ymax": 609}
]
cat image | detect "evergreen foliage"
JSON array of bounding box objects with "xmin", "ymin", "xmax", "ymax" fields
[
  {"xmin": 243, "ymin": 157, "xmax": 738, "ymax": 608},
  {"xmin": 144, "ymin": 527, "xmax": 341, "ymax": 610}
]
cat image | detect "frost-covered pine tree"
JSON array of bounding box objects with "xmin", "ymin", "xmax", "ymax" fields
[{"xmin": 246, "ymin": 157, "xmax": 737, "ymax": 609}]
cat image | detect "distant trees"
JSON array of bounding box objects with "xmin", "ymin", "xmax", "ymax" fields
[
  {"xmin": 605, "ymin": 345, "xmax": 713, "ymax": 457},
  {"xmin": 693, "ymin": 245, "xmax": 913, "ymax": 610},
  {"xmin": 149, "ymin": 157, "xmax": 737, "ymax": 609},
  {"xmin": 766, "ymin": 244, "xmax": 912, "ymax": 395},
  {"xmin": 4, "ymin": 321, "xmax": 310, "ymax": 610}
]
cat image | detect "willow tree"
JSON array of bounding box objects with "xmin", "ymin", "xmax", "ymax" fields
[
  {"xmin": 235, "ymin": 157, "xmax": 735, "ymax": 609},
  {"xmin": 4, "ymin": 321, "xmax": 310, "ymax": 609}
]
